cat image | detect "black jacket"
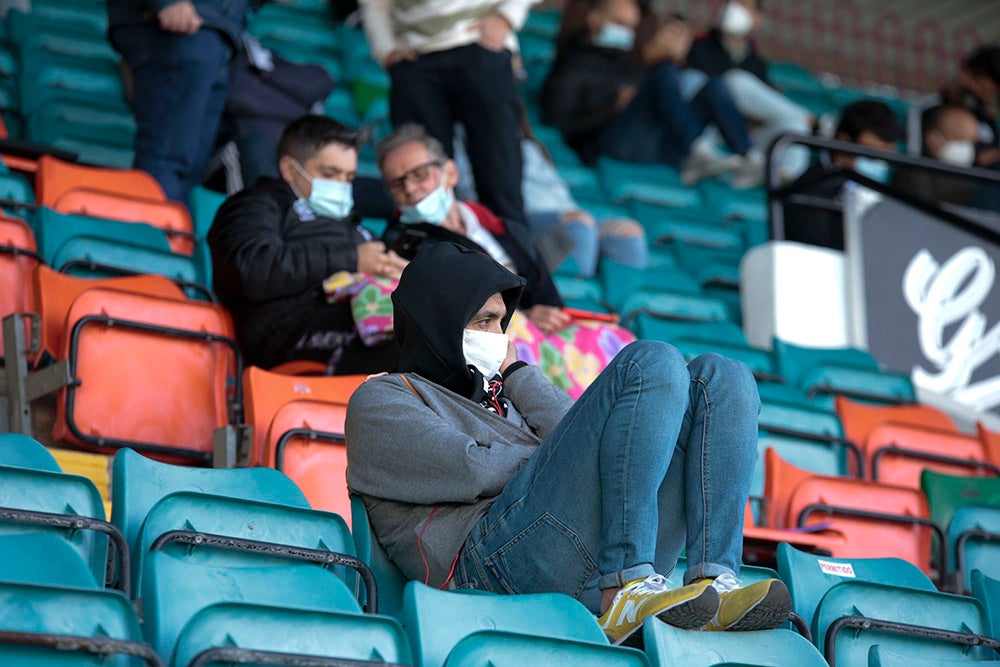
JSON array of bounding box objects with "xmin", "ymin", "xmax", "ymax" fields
[
  {"xmin": 208, "ymin": 177, "xmax": 368, "ymax": 368},
  {"xmin": 107, "ymin": 0, "xmax": 251, "ymax": 44},
  {"xmin": 541, "ymin": 37, "xmax": 647, "ymax": 163},
  {"xmin": 686, "ymin": 29, "xmax": 769, "ymax": 84},
  {"xmin": 382, "ymin": 205, "xmax": 563, "ymax": 311}
]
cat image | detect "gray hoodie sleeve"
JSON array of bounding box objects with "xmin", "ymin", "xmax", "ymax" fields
[
  {"xmin": 502, "ymin": 364, "xmax": 575, "ymax": 439},
  {"xmin": 345, "ymin": 377, "xmax": 540, "ymax": 505}
]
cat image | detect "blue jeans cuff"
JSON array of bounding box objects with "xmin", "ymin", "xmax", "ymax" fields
[
  {"xmin": 682, "ymin": 562, "xmax": 738, "ymax": 585},
  {"xmin": 598, "ymin": 563, "xmax": 656, "ymax": 590}
]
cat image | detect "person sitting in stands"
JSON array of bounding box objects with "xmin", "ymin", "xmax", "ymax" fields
[
  {"xmin": 346, "ymin": 241, "xmax": 791, "ymax": 646},
  {"xmin": 208, "ymin": 114, "xmax": 407, "ymax": 372},
  {"xmin": 377, "ymin": 123, "xmax": 570, "ymax": 335}
]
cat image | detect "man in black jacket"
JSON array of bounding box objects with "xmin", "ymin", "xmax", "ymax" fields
[
  {"xmin": 208, "ymin": 115, "xmax": 408, "ymax": 372},
  {"xmin": 375, "ymin": 124, "xmax": 570, "ymax": 335},
  {"xmin": 108, "ymin": 0, "xmax": 249, "ymax": 203}
]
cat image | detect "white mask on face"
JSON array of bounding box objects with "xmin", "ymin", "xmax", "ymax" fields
[
  {"xmin": 593, "ymin": 22, "xmax": 635, "ymax": 51},
  {"xmin": 399, "ymin": 177, "xmax": 455, "ymax": 225},
  {"xmin": 936, "ymin": 139, "xmax": 976, "ymax": 167},
  {"xmin": 292, "ymin": 160, "xmax": 354, "ymax": 219},
  {"xmin": 720, "ymin": 2, "xmax": 754, "ymax": 36},
  {"xmin": 462, "ymin": 329, "xmax": 508, "ymax": 380}
]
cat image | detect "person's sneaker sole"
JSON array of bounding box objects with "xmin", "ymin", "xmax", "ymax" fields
[
  {"xmin": 611, "ymin": 585, "xmax": 720, "ymax": 647},
  {"xmin": 722, "ymin": 580, "xmax": 792, "ymax": 631}
]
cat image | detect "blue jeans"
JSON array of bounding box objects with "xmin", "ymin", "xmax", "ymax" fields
[
  {"xmin": 598, "ymin": 62, "xmax": 752, "ymax": 167},
  {"xmin": 528, "ymin": 211, "xmax": 648, "ymax": 277},
  {"xmin": 111, "ymin": 26, "xmax": 232, "ymax": 203},
  {"xmin": 453, "ymin": 341, "xmax": 759, "ymax": 613}
]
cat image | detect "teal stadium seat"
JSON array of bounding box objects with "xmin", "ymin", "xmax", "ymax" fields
[
  {"xmin": 351, "ymin": 494, "xmax": 408, "ymax": 621},
  {"xmin": 187, "ymin": 186, "xmax": 227, "ymax": 241},
  {"xmin": 0, "ymin": 533, "xmax": 98, "ymax": 588},
  {"xmin": 777, "ymin": 543, "xmax": 997, "ymax": 664},
  {"xmin": 633, "ymin": 203, "xmax": 745, "ymax": 251},
  {"xmin": 618, "ymin": 291, "xmax": 731, "ymax": 330},
  {"xmin": 402, "ymin": 581, "xmax": 647, "ymax": 667},
  {"xmin": 642, "ymin": 618, "xmax": 826, "ymax": 667},
  {"xmin": 0, "ymin": 433, "xmax": 60, "ymax": 472},
  {"xmin": 0, "ymin": 171, "xmax": 34, "ymax": 207},
  {"xmin": 971, "ymin": 570, "xmax": 1000, "ymax": 640},
  {"xmin": 868, "ymin": 644, "xmax": 1000, "ymax": 666},
  {"xmin": 597, "ymin": 157, "xmax": 701, "ymax": 209},
  {"xmin": 949, "ymin": 504, "xmax": 1000, "ymax": 592},
  {"xmin": 17, "ymin": 51, "xmax": 125, "ymax": 117}
]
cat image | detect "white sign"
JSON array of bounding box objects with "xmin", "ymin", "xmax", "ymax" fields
[{"xmin": 818, "ymin": 559, "xmax": 856, "ymax": 578}]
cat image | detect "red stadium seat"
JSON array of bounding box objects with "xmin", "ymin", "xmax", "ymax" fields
[
  {"xmin": 35, "ymin": 155, "xmax": 165, "ymax": 206},
  {"xmin": 764, "ymin": 448, "xmax": 939, "ymax": 581},
  {"xmin": 242, "ymin": 367, "xmax": 367, "ymax": 523},
  {"xmin": 979, "ymin": 423, "xmax": 1000, "ymax": 468},
  {"xmin": 0, "ymin": 216, "xmax": 41, "ymax": 361},
  {"xmin": 863, "ymin": 423, "xmax": 998, "ymax": 489}
]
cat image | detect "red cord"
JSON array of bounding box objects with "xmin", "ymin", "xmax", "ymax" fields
[{"xmin": 417, "ymin": 506, "xmax": 461, "ymax": 589}]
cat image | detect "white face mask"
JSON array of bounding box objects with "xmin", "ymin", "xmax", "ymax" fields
[
  {"xmin": 462, "ymin": 328, "xmax": 508, "ymax": 380},
  {"xmin": 936, "ymin": 139, "xmax": 976, "ymax": 167},
  {"xmin": 593, "ymin": 22, "xmax": 635, "ymax": 51},
  {"xmin": 399, "ymin": 178, "xmax": 455, "ymax": 225},
  {"xmin": 292, "ymin": 160, "xmax": 354, "ymax": 219},
  {"xmin": 719, "ymin": 2, "xmax": 754, "ymax": 36}
]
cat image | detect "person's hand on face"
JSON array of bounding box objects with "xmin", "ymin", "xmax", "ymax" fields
[
  {"xmin": 500, "ymin": 339, "xmax": 519, "ymax": 374},
  {"xmin": 527, "ymin": 304, "xmax": 571, "ymax": 335},
  {"xmin": 157, "ymin": 0, "xmax": 203, "ymax": 34},
  {"xmin": 472, "ymin": 12, "xmax": 512, "ymax": 52}
]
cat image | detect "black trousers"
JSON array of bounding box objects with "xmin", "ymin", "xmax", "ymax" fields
[{"xmin": 388, "ymin": 43, "xmax": 525, "ymax": 223}]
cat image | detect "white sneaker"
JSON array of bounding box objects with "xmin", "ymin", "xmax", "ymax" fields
[
  {"xmin": 681, "ymin": 139, "xmax": 743, "ymax": 186},
  {"xmin": 729, "ymin": 150, "xmax": 765, "ymax": 190}
]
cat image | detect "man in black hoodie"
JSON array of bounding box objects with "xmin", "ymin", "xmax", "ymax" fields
[
  {"xmin": 208, "ymin": 115, "xmax": 407, "ymax": 372},
  {"xmin": 107, "ymin": 0, "xmax": 250, "ymax": 203},
  {"xmin": 346, "ymin": 241, "xmax": 790, "ymax": 647}
]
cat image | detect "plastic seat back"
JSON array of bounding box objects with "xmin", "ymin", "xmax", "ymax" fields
[
  {"xmin": 0, "ymin": 464, "xmax": 109, "ymax": 586},
  {"xmin": 950, "ymin": 505, "xmax": 1000, "ymax": 590},
  {"xmin": 0, "ymin": 433, "xmax": 61, "ymax": 472},
  {"xmin": 642, "ymin": 618, "xmax": 825, "ymax": 667},
  {"xmin": 32, "ymin": 264, "xmax": 184, "ymax": 363},
  {"xmin": 132, "ymin": 491, "xmax": 354, "ymax": 597},
  {"xmin": 446, "ymin": 629, "xmax": 649, "ymax": 667},
  {"xmin": 971, "ymin": 569, "xmax": 1000, "ymax": 640},
  {"xmin": 921, "ymin": 469, "xmax": 1000, "ymax": 534},
  {"xmin": 403, "ymin": 581, "xmax": 611, "ymax": 667},
  {"xmin": 980, "ymin": 423, "xmax": 1000, "ymax": 468},
  {"xmin": 171, "ymin": 603, "xmax": 412, "ymax": 667},
  {"xmin": 31, "ymin": 207, "xmax": 174, "ymax": 265},
  {"xmin": 35, "ymin": 154, "xmax": 163, "ymax": 206},
  {"xmin": 53, "ymin": 190, "xmax": 194, "ymax": 255},
  {"xmin": 0, "ymin": 533, "xmax": 98, "ymax": 588},
  {"xmin": 776, "ymin": 542, "xmax": 935, "ymax": 629},
  {"xmin": 187, "ymin": 185, "xmax": 227, "ymax": 240},
  {"xmin": 111, "ymin": 448, "xmax": 309, "ymax": 572},
  {"xmin": 50, "ymin": 288, "xmax": 238, "ymax": 462},
  {"xmin": 836, "ymin": 396, "xmax": 957, "ymax": 448},
  {"xmin": 142, "ymin": 547, "xmax": 361, "ymax": 664},
  {"xmin": 868, "ymin": 644, "xmax": 1000, "ymax": 666},
  {"xmin": 817, "ymin": 580, "xmax": 993, "ymax": 665},
  {"xmin": 351, "ymin": 494, "xmax": 408, "ymax": 620},
  {"xmin": 0, "ymin": 216, "xmax": 41, "ymax": 361},
  {"xmin": 772, "ymin": 339, "xmax": 877, "ymax": 386},
  {"xmin": 865, "ymin": 423, "xmax": 996, "ymax": 488}
]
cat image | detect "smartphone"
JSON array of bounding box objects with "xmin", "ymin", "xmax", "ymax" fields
[{"xmin": 388, "ymin": 229, "xmax": 429, "ymax": 259}]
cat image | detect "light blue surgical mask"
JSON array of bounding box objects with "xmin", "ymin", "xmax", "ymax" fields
[
  {"xmin": 292, "ymin": 160, "xmax": 354, "ymax": 219},
  {"xmin": 852, "ymin": 156, "xmax": 890, "ymax": 183},
  {"xmin": 594, "ymin": 22, "xmax": 635, "ymax": 51},
  {"xmin": 399, "ymin": 183, "xmax": 455, "ymax": 225}
]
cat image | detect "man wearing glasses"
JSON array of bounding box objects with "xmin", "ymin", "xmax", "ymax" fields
[
  {"xmin": 376, "ymin": 124, "xmax": 570, "ymax": 335},
  {"xmin": 208, "ymin": 115, "xmax": 407, "ymax": 373}
]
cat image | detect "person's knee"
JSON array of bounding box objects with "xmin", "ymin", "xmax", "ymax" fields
[
  {"xmin": 616, "ymin": 340, "xmax": 688, "ymax": 378},
  {"xmin": 687, "ymin": 353, "xmax": 760, "ymax": 409}
]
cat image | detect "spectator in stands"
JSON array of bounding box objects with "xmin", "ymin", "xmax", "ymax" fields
[
  {"xmin": 541, "ymin": 0, "xmax": 762, "ymax": 187},
  {"xmin": 346, "ymin": 241, "xmax": 791, "ymax": 645},
  {"xmin": 942, "ymin": 45, "xmax": 1000, "ymax": 168},
  {"xmin": 453, "ymin": 114, "xmax": 648, "ymax": 278},
  {"xmin": 783, "ymin": 100, "xmax": 904, "ymax": 250},
  {"xmin": 359, "ymin": 0, "xmax": 533, "ymax": 223},
  {"xmin": 893, "ymin": 105, "xmax": 981, "ymax": 207},
  {"xmin": 208, "ymin": 115, "xmax": 407, "ymax": 373},
  {"xmin": 108, "ymin": 0, "xmax": 248, "ymax": 204},
  {"xmin": 686, "ymin": 0, "xmax": 813, "ymax": 180},
  {"xmin": 377, "ymin": 124, "xmax": 569, "ymax": 334}
]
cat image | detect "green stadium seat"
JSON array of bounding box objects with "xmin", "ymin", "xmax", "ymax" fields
[
  {"xmin": 351, "ymin": 495, "xmax": 408, "ymax": 621},
  {"xmin": 0, "ymin": 580, "xmax": 155, "ymax": 666},
  {"xmin": 597, "ymin": 157, "xmax": 701, "ymax": 208},
  {"xmin": 111, "ymin": 448, "xmax": 309, "ymax": 577},
  {"xmin": 921, "ymin": 470, "xmax": 1000, "ymax": 537},
  {"xmin": 0, "ymin": 464, "xmax": 117, "ymax": 590},
  {"xmin": 403, "ymin": 581, "xmax": 642, "ymax": 667},
  {"xmin": 642, "ymin": 618, "xmax": 826, "ymax": 667},
  {"xmin": 0, "ymin": 434, "xmax": 61, "ymax": 472},
  {"xmin": 971, "ymin": 570, "xmax": 1000, "ymax": 640},
  {"xmin": 0, "ymin": 533, "xmax": 98, "ymax": 588},
  {"xmin": 171, "ymin": 603, "xmax": 412, "ymax": 667},
  {"xmin": 950, "ymin": 505, "xmax": 1000, "ymax": 592}
]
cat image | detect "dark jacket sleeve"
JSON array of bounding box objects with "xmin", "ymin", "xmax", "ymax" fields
[
  {"xmin": 208, "ymin": 186, "xmax": 362, "ymax": 302},
  {"xmin": 541, "ymin": 47, "xmax": 624, "ymax": 138}
]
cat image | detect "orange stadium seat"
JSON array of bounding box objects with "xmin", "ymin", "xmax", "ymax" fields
[
  {"xmin": 836, "ymin": 396, "xmax": 958, "ymax": 445},
  {"xmin": 53, "ymin": 190, "xmax": 195, "ymax": 255},
  {"xmin": 49, "ymin": 287, "xmax": 239, "ymax": 464},
  {"xmin": 741, "ymin": 500, "xmax": 847, "ymax": 567},
  {"xmin": 31, "ymin": 264, "xmax": 184, "ymax": 364},
  {"xmin": 242, "ymin": 367, "xmax": 367, "ymax": 522},
  {"xmin": 763, "ymin": 448, "xmax": 939, "ymax": 581},
  {"xmin": 0, "ymin": 216, "xmax": 41, "ymax": 361},
  {"xmin": 979, "ymin": 423, "xmax": 1000, "ymax": 468},
  {"xmin": 863, "ymin": 423, "xmax": 998, "ymax": 489},
  {"xmin": 35, "ymin": 154, "xmax": 165, "ymax": 206}
]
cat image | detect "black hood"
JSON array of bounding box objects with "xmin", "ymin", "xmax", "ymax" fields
[{"xmin": 392, "ymin": 242, "xmax": 525, "ymax": 396}]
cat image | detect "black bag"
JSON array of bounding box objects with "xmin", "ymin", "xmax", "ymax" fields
[{"xmin": 226, "ymin": 47, "xmax": 335, "ymax": 122}]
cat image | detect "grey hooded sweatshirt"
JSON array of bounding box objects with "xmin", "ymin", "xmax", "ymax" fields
[{"xmin": 345, "ymin": 243, "xmax": 574, "ymax": 586}]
